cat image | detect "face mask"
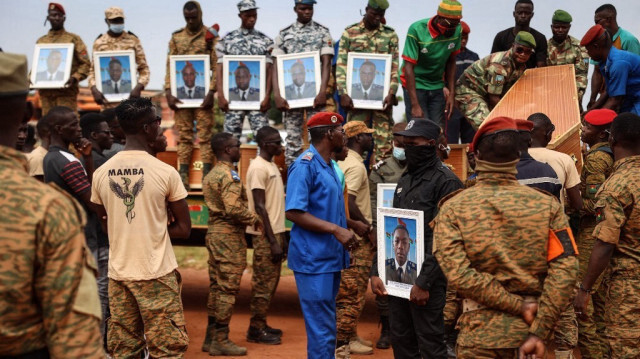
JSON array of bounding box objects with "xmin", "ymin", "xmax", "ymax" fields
[
  {"xmin": 109, "ymin": 24, "xmax": 125, "ymax": 34},
  {"xmin": 405, "ymin": 145, "xmax": 437, "ymax": 173},
  {"xmin": 392, "ymin": 146, "xmax": 406, "ymax": 161}
]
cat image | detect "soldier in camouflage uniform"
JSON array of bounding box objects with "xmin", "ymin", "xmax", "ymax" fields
[
  {"xmin": 574, "ymin": 112, "xmax": 640, "ymax": 359},
  {"xmin": 203, "ymin": 132, "xmax": 262, "ymax": 356},
  {"xmin": 0, "ymin": 52, "xmax": 104, "ymax": 358},
  {"xmin": 336, "ymin": 0, "xmax": 399, "ymax": 163},
  {"xmin": 546, "ymin": 10, "xmax": 589, "ymax": 108},
  {"xmin": 88, "ymin": 7, "xmax": 150, "ymax": 110},
  {"xmin": 272, "ymin": 0, "xmax": 335, "ymax": 166},
  {"xmin": 36, "ymin": 3, "xmax": 91, "ymax": 116},
  {"xmin": 216, "ymin": 0, "xmax": 273, "ymax": 141},
  {"xmin": 455, "ymin": 32, "xmax": 535, "ymax": 129},
  {"xmin": 433, "ymin": 116, "xmax": 579, "ymax": 358},
  {"xmin": 166, "ymin": 1, "xmax": 218, "ymax": 190}
]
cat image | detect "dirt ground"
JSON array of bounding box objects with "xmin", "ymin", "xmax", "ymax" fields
[{"xmin": 180, "ymin": 268, "xmax": 395, "ymax": 359}]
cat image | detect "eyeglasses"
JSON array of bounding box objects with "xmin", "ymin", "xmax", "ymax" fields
[{"xmin": 515, "ymin": 46, "xmax": 534, "ymax": 55}]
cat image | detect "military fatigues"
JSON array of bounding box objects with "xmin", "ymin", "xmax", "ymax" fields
[
  {"xmin": 0, "ymin": 146, "xmax": 103, "ymax": 358},
  {"xmin": 337, "ymin": 21, "xmax": 399, "ymax": 162},
  {"xmin": 166, "ymin": 23, "xmax": 217, "ymax": 167},
  {"xmin": 36, "ymin": 29, "xmax": 91, "ymax": 115},
  {"xmin": 88, "ymin": 31, "xmax": 150, "ymax": 109},
  {"xmin": 273, "ymin": 20, "xmax": 335, "ymax": 166},
  {"xmin": 592, "ymin": 155, "xmax": 640, "ymax": 358},
  {"xmin": 455, "ymin": 49, "xmax": 525, "ymax": 129},
  {"xmin": 203, "ymin": 161, "xmax": 260, "ymax": 324},
  {"xmin": 433, "ymin": 165, "xmax": 579, "ymax": 358},
  {"xmin": 216, "ymin": 27, "xmax": 273, "ymax": 138},
  {"xmin": 249, "ymin": 232, "xmax": 285, "ymax": 328},
  {"xmin": 547, "ymin": 36, "xmax": 589, "ymax": 103}
]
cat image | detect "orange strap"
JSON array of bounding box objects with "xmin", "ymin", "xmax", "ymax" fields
[{"xmin": 548, "ymin": 228, "xmax": 579, "ymax": 262}]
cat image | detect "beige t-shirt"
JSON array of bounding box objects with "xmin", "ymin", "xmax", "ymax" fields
[
  {"xmin": 246, "ymin": 156, "xmax": 286, "ymax": 235},
  {"xmin": 338, "ymin": 149, "xmax": 372, "ymax": 223},
  {"xmin": 91, "ymin": 150, "xmax": 188, "ymax": 281},
  {"xmin": 26, "ymin": 146, "xmax": 47, "ymax": 176},
  {"xmin": 529, "ymin": 147, "xmax": 581, "ymax": 205}
]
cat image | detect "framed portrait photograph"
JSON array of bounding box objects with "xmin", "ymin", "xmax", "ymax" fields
[
  {"xmin": 170, "ymin": 55, "xmax": 211, "ymax": 109},
  {"xmin": 346, "ymin": 53, "xmax": 392, "ymax": 110},
  {"xmin": 30, "ymin": 43, "xmax": 74, "ymax": 89},
  {"xmin": 94, "ymin": 50, "xmax": 136, "ymax": 103},
  {"xmin": 377, "ymin": 183, "xmax": 397, "ymax": 208},
  {"xmin": 377, "ymin": 207, "xmax": 424, "ymax": 299},
  {"xmin": 276, "ymin": 51, "xmax": 320, "ymax": 109},
  {"xmin": 223, "ymin": 55, "xmax": 265, "ymax": 111}
]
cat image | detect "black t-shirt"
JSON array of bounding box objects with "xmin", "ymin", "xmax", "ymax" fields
[{"xmin": 491, "ymin": 27, "xmax": 548, "ymax": 69}]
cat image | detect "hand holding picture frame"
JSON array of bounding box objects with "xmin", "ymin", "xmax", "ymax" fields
[
  {"xmin": 30, "ymin": 43, "xmax": 74, "ymax": 89},
  {"xmin": 276, "ymin": 51, "xmax": 321, "ymax": 109},
  {"xmin": 170, "ymin": 54, "xmax": 211, "ymax": 109},
  {"xmin": 346, "ymin": 53, "xmax": 392, "ymax": 111},
  {"xmin": 222, "ymin": 55, "xmax": 266, "ymax": 111},
  {"xmin": 94, "ymin": 50, "xmax": 137, "ymax": 103}
]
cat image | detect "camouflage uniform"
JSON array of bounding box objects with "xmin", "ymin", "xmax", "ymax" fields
[
  {"xmin": 433, "ymin": 163, "xmax": 578, "ymax": 356},
  {"xmin": 455, "ymin": 49, "xmax": 526, "ymax": 129},
  {"xmin": 203, "ymin": 161, "xmax": 260, "ymax": 324},
  {"xmin": 337, "ymin": 21, "xmax": 400, "ymax": 162},
  {"xmin": 88, "ymin": 30, "xmax": 150, "ymax": 109},
  {"xmin": 0, "ymin": 146, "xmax": 103, "ymax": 358},
  {"xmin": 216, "ymin": 27, "xmax": 273, "ymax": 139},
  {"xmin": 591, "ymin": 155, "xmax": 640, "ymax": 358},
  {"xmin": 273, "ymin": 20, "xmax": 335, "ymax": 166},
  {"xmin": 547, "ymin": 35, "xmax": 589, "ymax": 103},
  {"xmin": 36, "ymin": 29, "xmax": 91, "ymax": 115},
  {"xmin": 166, "ymin": 18, "xmax": 217, "ymax": 167},
  {"xmin": 249, "ymin": 232, "xmax": 285, "ymax": 329}
]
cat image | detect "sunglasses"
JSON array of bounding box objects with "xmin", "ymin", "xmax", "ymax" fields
[{"xmin": 515, "ymin": 46, "xmax": 534, "ymax": 55}]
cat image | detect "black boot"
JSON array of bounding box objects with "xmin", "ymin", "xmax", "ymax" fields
[
  {"xmin": 201, "ymin": 316, "xmax": 216, "ymax": 352},
  {"xmin": 376, "ymin": 316, "xmax": 391, "ymax": 349},
  {"xmin": 444, "ymin": 324, "xmax": 458, "ymax": 358},
  {"xmin": 246, "ymin": 326, "xmax": 281, "ymax": 345},
  {"xmin": 264, "ymin": 324, "xmax": 283, "ymax": 337},
  {"xmin": 179, "ymin": 164, "xmax": 190, "ymax": 191}
]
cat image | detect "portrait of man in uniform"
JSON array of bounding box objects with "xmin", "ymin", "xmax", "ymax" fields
[
  {"xmin": 101, "ymin": 57, "xmax": 131, "ymax": 94},
  {"xmin": 384, "ymin": 219, "xmax": 418, "ymax": 286},
  {"xmin": 351, "ymin": 60, "xmax": 384, "ymax": 101},
  {"xmin": 284, "ymin": 59, "xmax": 316, "ymax": 100},
  {"xmin": 176, "ymin": 60, "xmax": 205, "ymax": 100},
  {"xmin": 228, "ymin": 61, "xmax": 260, "ymax": 102},
  {"xmin": 35, "ymin": 49, "xmax": 67, "ymax": 82}
]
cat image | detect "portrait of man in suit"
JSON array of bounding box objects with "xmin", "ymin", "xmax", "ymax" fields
[
  {"xmin": 284, "ymin": 60, "xmax": 316, "ymax": 100},
  {"xmin": 101, "ymin": 58, "xmax": 131, "ymax": 95},
  {"xmin": 35, "ymin": 50, "xmax": 65, "ymax": 82},
  {"xmin": 228, "ymin": 62, "xmax": 259, "ymax": 102},
  {"xmin": 351, "ymin": 60, "xmax": 384, "ymax": 101},
  {"xmin": 385, "ymin": 221, "xmax": 417, "ymax": 285},
  {"xmin": 177, "ymin": 61, "xmax": 205, "ymax": 99}
]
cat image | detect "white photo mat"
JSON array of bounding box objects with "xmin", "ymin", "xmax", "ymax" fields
[
  {"xmin": 276, "ymin": 51, "xmax": 321, "ymax": 109},
  {"xmin": 346, "ymin": 52, "xmax": 392, "ymax": 111},
  {"xmin": 94, "ymin": 50, "xmax": 137, "ymax": 103},
  {"xmin": 170, "ymin": 54, "xmax": 211, "ymax": 109},
  {"xmin": 223, "ymin": 55, "xmax": 266, "ymax": 111},
  {"xmin": 377, "ymin": 183, "xmax": 397, "ymax": 209},
  {"xmin": 30, "ymin": 43, "xmax": 74, "ymax": 89}
]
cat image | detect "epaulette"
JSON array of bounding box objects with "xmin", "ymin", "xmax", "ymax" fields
[
  {"xmin": 385, "ymin": 258, "xmax": 394, "ymax": 265},
  {"xmin": 372, "ymin": 160, "xmax": 386, "ymax": 171},
  {"xmin": 315, "ymin": 22, "xmax": 329, "ymax": 31},
  {"xmin": 345, "ymin": 22, "xmax": 360, "ymax": 30},
  {"xmin": 173, "ymin": 28, "xmax": 184, "ymax": 35},
  {"xmin": 407, "ymin": 261, "xmax": 417, "ymax": 270},
  {"xmin": 95, "ymin": 33, "xmax": 103, "ymax": 40},
  {"xmin": 382, "ymin": 24, "xmax": 396, "ymax": 31},
  {"xmin": 301, "ymin": 151, "xmax": 314, "ymax": 161},
  {"xmin": 279, "ymin": 24, "xmax": 294, "ymax": 33},
  {"xmin": 128, "ymin": 31, "xmax": 138, "ymax": 38},
  {"xmin": 437, "ymin": 188, "xmax": 464, "ymax": 209}
]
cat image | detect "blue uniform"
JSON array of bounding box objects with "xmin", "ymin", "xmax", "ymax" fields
[
  {"xmin": 285, "ymin": 144, "xmax": 349, "ymax": 359},
  {"xmin": 601, "ymin": 47, "xmax": 640, "ymax": 114}
]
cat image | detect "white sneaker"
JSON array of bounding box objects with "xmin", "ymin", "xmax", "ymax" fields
[
  {"xmin": 335, "ymin": 344, "xmax": 351, "ymax": 359},
  {"xmin": 349, "ymin": 340, "xmax": 373, "ymax": 355}
]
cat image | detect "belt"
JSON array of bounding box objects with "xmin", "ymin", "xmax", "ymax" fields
[
  {"xmin": 462, "ymin": 295, "xmax": 539, "ymax": 314},
  {"xmin": 0, "ymin": 348, "xmax": 50, "ymax": 359}
]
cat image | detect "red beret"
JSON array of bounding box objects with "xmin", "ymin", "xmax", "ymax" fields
[
  {"xmin": 515, "ymin": 119, "xmax": 533, "ymax": 131},
  {"xmin": 206, "ymin": 23, "xmax": 220, "ymax": 42},
  {"xmin": 584, "ymin": 109, "xmax": 617, "ymax": 126},
  {"xmin": 307, "ymin": 112, "xmax": 343, "ymax": 128},
  {"xmin": 580, "ymin": 25, "xmax": 606, "ymax": 46},
  {"xmin": 48, "ymin": 2, "xmax": 65, "ymax": 14},
  {"xmin": 461, "ymin": 21, "xmax": 470, "ymax": 34},
  {"xmin": 470, "ymin": 116, "xmax": 518, "ymax": 152}
]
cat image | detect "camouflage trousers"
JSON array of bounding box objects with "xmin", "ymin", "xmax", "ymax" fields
[
  {"xmin": 249, "ymin": 233, "xmax": 285, "ymax": 329},
  {"xmin": 444, "ymin": 288, "xmax": 460, "ymax": 327},
  {"xmin": 174, "ymin": 108, "xmax": 214, "ymax": 166},
  {"xmin": 347, "ymin": 108, "xmax": 394, "ymax": 163},
  {"xmin": 39, "ymin": 89, "xmax": 78, "ymax": 116},
  {"xmin": 224, "ymin": 110, "xmax": 267, "ymax": 140},
  {"xmin": 456, "ymin": 346, "xmax": 518, "ymax": 358},
  {"xmin": 455, "ymin": 86, "xmax": 490, "ymax": 130},
  {"xmin": 107, "ymin": 271, "xmax": 188, "ymax": 358},
  {"xmin": 206, "ymin": 228, "xmax": 246, "ymax": 324},
  {"xmin": 604, "ymin": 271, "xmax": 640, "ymax": 359},
  {"xmin": 336, "ymin": 265, "xmax": 371, "ymax": 342}
]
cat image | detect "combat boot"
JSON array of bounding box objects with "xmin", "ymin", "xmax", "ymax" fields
[
  {"xmin": 202, "ymin": 163, "xmax": 212, "ymax": 179},
  {"xmin": 210, "ymin": 325, "xmax": 247, "ymax": 356},
  {"xmin": 349, "ymin": 339, "xmax": 373, "ymax": 355},
  {"xmin": 264, "ymin": 324, "xmax": 283, "ymax": 337},
  {"xmin": 554, "ymin": 349, "xmax": 576, "ymax": 359},
  {"xmin": 335, "ymin": 343, "xmax": 351, "ymax": 359},
  {"xmin": 246, "ymin": 326, "xmax": 281, "ymax": 345},
  {"xmin": 444, "ymin": 324, "xmax": 458, "ymax": 358},
  {"xmin": 202, "ymin": 316, "xmax": 216, "ymax": 352},
  {"xmin": 376, "ymin": 316, "xmax": 391, "ymax": 349},
  {"xmin": 179, "ymin": 164, "xmax": 190, "ymax": 191}
]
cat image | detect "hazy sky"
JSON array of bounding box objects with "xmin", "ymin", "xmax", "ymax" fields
[{"xmin": 2, "ymin": 0, "xmax": 640, "ymax": 120}]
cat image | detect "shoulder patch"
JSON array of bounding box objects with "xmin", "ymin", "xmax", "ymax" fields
[
  {"xmin": 128, "ymin": 31, "xmax": 138, "ymax": 38},
  {"xmin": 437, "ymin": 188, "xmax": 464, "ymax": 208},
  {"xmin": 301, "ymin": 152, "xmax": 314, "ymax": 161},
  {"xmin": 231, "ymin": 170, "xmax": 241, "ymax": 182}
]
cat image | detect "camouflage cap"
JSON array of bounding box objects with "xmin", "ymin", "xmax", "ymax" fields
[
  {"xmin": 105, "ymin": 6, "xmax": 124, "ymax": 20},
  {"xmin": 514, "ymin": 31, "xmax": 536, "ymax": 48},
  {"xmin": 552, "ymin": 9, "xmax": 572, "ymax": 24},
  {"xmin": 0, "ymin": 52, "xmax": 29, "ymax": 97},
  {"xmin": 343, "ymin": 121, "xmax": 374, "ymax": 138},
  {"xmin": 368, "ymin": 0, "xmax": 389, "ymax": 10},
  {"xmin": 237, "ymin": 0, "xmax": 258, "ymax": 12}
]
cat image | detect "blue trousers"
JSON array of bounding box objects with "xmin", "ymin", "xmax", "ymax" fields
[{"xmin": 294, "ymin": 271, "xmax": 341, "ymax": 359}]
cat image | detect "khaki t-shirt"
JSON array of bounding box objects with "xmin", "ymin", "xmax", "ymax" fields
[
  {"xmin": 529, "ymin": 147, "xmax": 581, "ymax": 205},
  {"xmin": 338, "ymin": 149, "xmax": 372, "ymax": 223},
  {"xmin": 246, "ymin": 156, "xmax": 286, "ymax": 235},
  {"xmin": 26, "ymin": 145, "xmax": 47, "ymax": 177},
  {"xmin": 91, "ymin": 150, "xmax": 188, "ymax": 281}
]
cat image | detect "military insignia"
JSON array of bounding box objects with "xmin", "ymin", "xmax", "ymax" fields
[
  {"xmin": 109, "ymin": 176, "xmax": 144, "ymax": 224},
  {"xmin": 396, "ymin": 187, "xmax": 402, "ymax": 194},
  {"xmin": 406, "ymin": 120, "xmax": 415, "ymax": 129},
  {"xmin": 231, "ymin": 170, "xmax": 241, "ymax": 182},
  {"xmin": 596, "ymin": 208, "xmax": 605, "ymax": 222},
  {"xmin": 49, "ymin": 4, "xmax": 55, "ymax": 9},
  {"xmin": 588, "ymin": 184, "xmax": 598, "ymax": 194},
  {"xmin": 301, "ymin": 152, "xmax": 314, "ymax": 161},
  {"xmin": 331, "ymin": 115, "xmax": 338, "ymax": 123},
  {"xmin": 495, "ymin": 75, "xmax": 504, "ymax": 83},
  {"xmin": 372, "ymin": 160, "xmax": 385, "ymax": 170},
  {"xmin": 421, "ymin": 47, "xmax": 428, "ymax": 54},
  {"xmin": 448, "ymin": 43, "xmax": 455, "ymax": 50}
]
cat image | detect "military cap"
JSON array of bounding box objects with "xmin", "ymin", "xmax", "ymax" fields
[
  {"xmin": 437, "ymin": 0, "xmax": 463, "ymax": 20},
  {"xmin": 394, "ymin": 119, "xmax": 440, "ymax": 140},
  {"xmin": 48, "ymin": 2, "xmax": 65, "ymax": 14},
  {"xmin": 237, "ymin": 0, "xmax": 258, "ymax": 12},
  {"xmin": 307, "ymin": 112, "xmax": 343, "ymax": 128},
  {"xmin": 460, "ymin": 21, "xmax": 470, "ymax": 34},
  {"xmin": 584, "ymin": 109, "xmax": 617, "ymax": 126},
  {"xmin": 295, "ymin": 0, "xmax": 317, "ymax": 5},
  {"xmin": 0, "ymin": 52, "xmax": 29, "ymax": 97},
  {"xmin": 552, "ymin": 9, "xmax": 572, "ymax": 24},
  {"xmin": 514, "ymin": 31, "xmax": 536, "ymax": 48},
  {"xmin": 344, "ymin": 121, "xmax": 374, "ymax": 138},
  {"xmin": 515, "ymin": 119, "xmax": 534, "ymax": 132},
  {"xmin": 470, "ymin": 116, "xmax": 518, "ymax": 152},
  {"xmin": 580, "ymin": 25, "xmax": 606, "ymax": 46},
  {"xmin": 368, "ymin": 0, "xmax": 389, "ymax": 10},
  {"xmin": 105, "ymin": 6, "xmax": 124, "ymax": 20}
]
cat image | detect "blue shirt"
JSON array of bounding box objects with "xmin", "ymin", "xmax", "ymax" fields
[
  {"xmin": 286, "ymin": 145, "xmax": 349, "ymax": 273},
  {"xmin": 516, "ymin": 152, "xmax": 563, "ymax": 199},
  {"xmin": 601, "ymin": 47, "xmax": 640, "ymax": 114}
]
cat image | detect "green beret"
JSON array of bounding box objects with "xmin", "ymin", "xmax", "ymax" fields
[
  {"xmin": 514, "ymin": 31, "xmax": 536, "ymax": 48},
  {"xmin": 368, "ymin": 0, "xmax": 389, "ymax": 10},
  {"xmin": 0, "ymin": 52, "xmax": 29, "ymax": 97},
  {"xmin": 552, "ymin": 9, "xmax": 572, "ymax": 24}
]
